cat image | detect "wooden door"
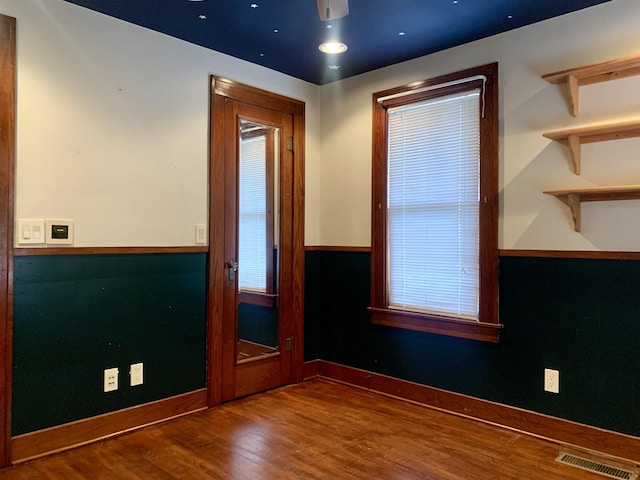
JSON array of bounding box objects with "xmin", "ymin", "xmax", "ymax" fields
[{"xmin": 208, "ymin": 78, "xmax": 305, "ymax": 405}]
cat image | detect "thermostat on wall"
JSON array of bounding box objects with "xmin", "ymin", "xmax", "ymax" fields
[{"xmin": 45, "ymin": 219, "xmax": 74, "ymax": 245}]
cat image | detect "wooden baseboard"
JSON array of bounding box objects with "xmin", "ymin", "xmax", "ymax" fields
[
  {"xmin": 304, "ymin": 360, "xmax": 640, "ymax": 464},
  {"xmin": 303, "ymin": 359, "xmax": 321, "ymax": 380},
  {"xmin": 11, "ymin": 389, "xmax": 207, "ymax": 463}
]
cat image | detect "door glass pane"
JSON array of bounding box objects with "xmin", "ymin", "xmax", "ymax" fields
[{"xmin": 237, "ymin": 118, "xmax": 280, "ymax": 363}]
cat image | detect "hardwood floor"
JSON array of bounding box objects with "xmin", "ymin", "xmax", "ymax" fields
[{"xmin": 0, "ymin": 380, "xmax": 625, "ymax": 479}]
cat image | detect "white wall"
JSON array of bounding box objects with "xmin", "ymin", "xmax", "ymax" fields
[
  {"xmin": 5, "ymin": 0, "xmax": 640, "ymax": 251},
  {"xmin": 318, "ymin": 0, "xmax": 640, "ymax": 250},
  {"xmin": 1, "ymin": 0, "xmax": 321, "ymax": 247}
]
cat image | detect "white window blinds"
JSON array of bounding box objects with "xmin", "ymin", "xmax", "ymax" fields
[
  {"xmin": 239, "ymin": 135, "xmax": 267, "ymax": 292},
  {"xmin": 386, "ymin": 90, "xmax": 480, "ymax": 320}
]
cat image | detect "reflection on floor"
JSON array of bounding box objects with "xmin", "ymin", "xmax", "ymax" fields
[{"xmin": 237, "ymin": 339, "xmax": 278, "ymax": 362}]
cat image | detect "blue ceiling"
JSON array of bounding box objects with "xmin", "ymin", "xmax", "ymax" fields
[{"xmin": 63, "ymin": 0, "xmax": 610, "ymax": 85}]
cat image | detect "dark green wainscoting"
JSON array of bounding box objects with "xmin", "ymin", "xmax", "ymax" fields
[
  {"xmin": 303, "ymin": 250, "xmax": 640, "ymax": 438},
  {"xmin": 12, "ymin": 253, "xmax": 207, "ymax": 436}
]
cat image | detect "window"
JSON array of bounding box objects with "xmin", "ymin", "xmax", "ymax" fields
[{"xmin": 369, "ymin": 63, "xmax": 501, "ymax": 343}]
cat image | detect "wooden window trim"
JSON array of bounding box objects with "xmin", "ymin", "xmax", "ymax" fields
[
  {"xmin": 369, "ymin": 63, "xmax": 501, "ymax": 343},
  {"xmin": 238, "ymin": 291, "xmax": 278, "ymax": 309}
]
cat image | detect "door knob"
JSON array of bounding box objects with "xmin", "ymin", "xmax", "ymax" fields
[{"xmin": 228, "ymin": 258, "xmax": 238, "ymax": 282}]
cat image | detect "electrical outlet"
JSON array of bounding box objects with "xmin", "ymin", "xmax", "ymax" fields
[
  {"xmin": 104, "ymin": 367, "xmax": 119, "ymax": 392},
  {"xmin": 130, "ymin": 362, "xmax": 143, "ymax": 387},
  {"xmin": 544, "ymin": 368, "xmax": 560, "ymax": 394}
]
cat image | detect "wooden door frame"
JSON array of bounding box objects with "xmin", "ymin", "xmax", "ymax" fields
[
  {"xmin": 207, "ymin": 77, "xmax": 305, "ymax": 406},
  {"xmin": 0, "ymin": 14, "xmax": 16, "ymax": 468}
]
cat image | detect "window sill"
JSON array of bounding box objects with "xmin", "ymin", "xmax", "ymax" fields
[
  {"xmin": 238, "ymin": 291, "xmax": 278, "ymax": 309},
  {"xmin": 368, "ymin": 307, "xmax": 502, "ymax": 343}
]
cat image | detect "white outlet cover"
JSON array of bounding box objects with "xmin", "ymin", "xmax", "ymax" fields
[
  {"xmin": 544, "ymin": 368, "xmax": 560, "ymax": 394},
  {"xmin": 104, "ymin": 367, "xmax": 119, "ymax": 392},
  {"xmin": 130, "ymin": 362, "xmax": 143, "ymax": 387}
]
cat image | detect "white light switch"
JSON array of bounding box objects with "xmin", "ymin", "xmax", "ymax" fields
[
  {"xmin": 17, "ymin": 219, "xmax": 45, "ymax": 245},
  {"xmin": 195, "ymin": 223, "xmax": 207, "ymax": 245}
]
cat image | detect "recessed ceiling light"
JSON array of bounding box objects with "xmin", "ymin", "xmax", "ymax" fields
[
  {"xmin": 259, "ymin": 53, "xmax": 265, "ymax": 57},
  {"xmin": 328, "ymin": 65, "xmax": 341, "ymax": 70},
  {"xmin": 198, "ymin": 14, "xmax": 207, "ymax": 19},
  {"xmin": 507, "ymin": 15, "xmax": 513, "ymax": 19},
  {"xmin": 319, "ymin": 42, "xmax": 348, "ymax": 54},
  {"xmin": 326, "ymin": 24, "xmax": 333, "ymax": 29},
  {"xmin": 274, "ymin": 29, "xmax": 279, "ymax": 33},
  {"xmin": 398, "ymin": 31, "xmax": 406, "ymax": 36},
  {"xmin": 250, "ymin": 3, "xmax": 258, "ymax": 8}
]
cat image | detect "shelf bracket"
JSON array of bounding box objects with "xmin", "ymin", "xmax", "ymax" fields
[
  {"xmin": 567, "ymin": 74, "xmax": 579, "ymax": 117},
  {"xmin": 542, "ymin": 53, "xmax": 640, "ymax": 118},
  {"xmin": 567, "ymin": 193, "xmax": 581, "ymax": 232},
  {"xmin": 544, "ymin": 185, "xmax": 640, "ymax": 232},
  {"xmin": 567, "ymin": 134, "xmax": 581, "ymax": 175}
]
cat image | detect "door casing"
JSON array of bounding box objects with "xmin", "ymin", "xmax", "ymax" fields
[
  {"xmin": 207, "ymin": 77, "xmax": 305, "ymax": 405},
  {"xmin": 0, "ymin": 13, "xmax": 16, "ymax": 468}
]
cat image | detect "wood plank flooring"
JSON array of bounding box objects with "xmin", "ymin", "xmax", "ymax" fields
[{"xmin": 0, "ymin": 380, "xmax": 623, "ymax": 479}]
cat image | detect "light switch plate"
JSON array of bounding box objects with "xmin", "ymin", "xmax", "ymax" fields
[
  {"xmin": 17, "ymin": 219, "xmax": 45, "ymax": 245},
  {"xmin": 195, "ymin": 223, "xmax": 207, "ymax": 245},
  {"xmin": 45, "ymin": 219, "xmax": 74, "ymax": 245}
]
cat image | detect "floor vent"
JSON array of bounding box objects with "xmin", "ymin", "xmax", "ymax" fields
[{"xmin": 556, "ymin": 452, "xmax": 638, "ymax": 480}]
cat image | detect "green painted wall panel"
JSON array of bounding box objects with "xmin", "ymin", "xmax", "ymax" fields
[
  {"xmin": 12, "ymin": 253, "xmax": 207, "ymax": 435},
  {"xmin": 14, "ymin": 249, "xmax": 640, "ymax": 439},
  {"xmin": 304, "ymin": 251, "xmax": 640, "ymax": 438}
]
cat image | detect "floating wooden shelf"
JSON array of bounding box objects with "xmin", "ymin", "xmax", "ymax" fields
[
  {"xmin": 543, "ymin": 185, "xmax": 640, "ymax": 232},
  {"xmin": 543, "ymin": 120, "xmax": 640, "ymax": 175},
  {"xmin": 542, "ymin": 53, "xmax": 640, "ymax": 117}
]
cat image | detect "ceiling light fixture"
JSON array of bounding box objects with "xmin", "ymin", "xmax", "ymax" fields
[
  {"xmin": 319, "ymin": 41, "xmax": 348, "ymax": 54},
  {"xmin": 317, "ymin": 0, "xmax": 349, "ymax": 21}
]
